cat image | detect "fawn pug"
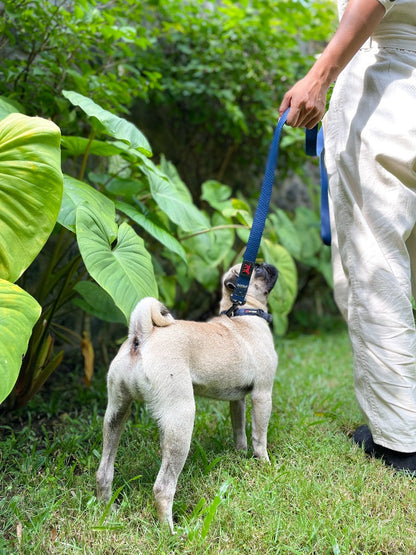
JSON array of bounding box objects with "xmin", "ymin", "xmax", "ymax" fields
[{"xmin": 96, "ymin": 262, "xmax": 278, "ymax": 532}]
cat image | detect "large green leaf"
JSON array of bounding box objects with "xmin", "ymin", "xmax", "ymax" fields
[
  {"xmin": 76, "ymin": 205, "xmax": 158, "ymax": 322},
  {"xmin": 159, "ymin": 155, "xmax": 194, "ymax": 203},
  {"xmin": 0, "ymin": 279, "xmax": 41, "ymax": 405},
  {"xmin": 261, "ymin": 239, "xmax": 298, "ymax": 335},
  {"xmin": 58, "ymin": 175, "xmax": 116, "ymax": 240},
  {"xmin": 143, "ymin": 162, "xmax": 210, "ymax": 233},
  {"xmin": 294, "ymin": 206, "xmax": 322, "ymax": 261},
  {"xmin": 73, "ymin": 281, "xmax": 126, "ymax": 324},
  {"xmin": 181, "ymin": 211, "xmax": 234, "ymax": 268},
  {"xmin": 100, "ymin": 141, "xmax": 209, "ymax": 233},
  {"xmin": 62, "ymin": 90, "xmax": 152, "ymax": 156},
  {"xmin": 268, "ymin": 209, "xmax": 302, "ymax": 260},
  {"xmin": 100, "ymin": 175, "xmax": 147, "ymax": 199},
  {"xmin": 61, "ymin": 136, "xmax": 124, "ymax": 157},
  {"xmin": 116, "ymin": 200, "xmax": 187, "ymax": 262},
  {"xmin": 201, "ymin": 180, "xmax": 234, "ymax": 213},
  {"xmin": 0, "ymin": 113, "xmax": 63, "ymax": 282},
  {"xmin": 0, "ymin": 96, "xmax": 25, "ymax": 121}
]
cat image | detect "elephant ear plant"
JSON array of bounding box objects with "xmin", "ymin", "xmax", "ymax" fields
[
  {"xmin": 0, "ymin": 109, "xmax": 63, "ymax": 406},
  {"xmin": 0, "ymin": 89, "xmax": 213, "ymax": 410},
  {"xmin": 0, "ymin": 92, "xmax": 165, "ymax": 409},
  {"xmin": 0, "ymin": 92, "xmax": 162, "ymax": 410}
]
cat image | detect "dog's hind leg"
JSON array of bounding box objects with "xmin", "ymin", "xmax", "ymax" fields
[
  {"xmin": 152, "ymin": 394, "xmax": 195, "ymax": 533},
  {"xmin": 96, "ymin": 380, "xmax": 132, "ymax": 504},
  {"xmin": 250, "ymin": 391, "xmax": 272, "ymax": 462},
  {"xmin": 230, "ymin": 399, "xmax": 247, "ymax": 452}
]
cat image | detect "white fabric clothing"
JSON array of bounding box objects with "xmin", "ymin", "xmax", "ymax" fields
[
  {"xmin": 339, "ymin": 0, "xmax": 416, "ymax": 50},
  {"xmin": 338, "ymin": 0, "xmax": 397, "ymax": 16},
  {"xmin": 325, "ymin": 0, "xmax": 416, "ymax": 450}
]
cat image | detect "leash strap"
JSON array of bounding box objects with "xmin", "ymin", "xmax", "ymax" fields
[
  {"xmin": 230, "ymin": 111, "xmax": 331, "ymax": 308},
  {"xmin": 230, "ymin": 108, "xmax": 290, "ymax": 305},
  {"xmin": 305, "ymin": 125, "xmax": 331, "ymax": 246}
]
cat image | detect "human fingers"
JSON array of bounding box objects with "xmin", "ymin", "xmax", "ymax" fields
[
  {"xmin": 278, "ymin": 92, "xmax": 291, "ymax": 117},
  {"xmin": 297, "ymin": 105, "xmax": 325, "ymax": 129},
  {"xmin": 279, "ymin": 89, "xmax": 309, "ymax": 128},
  {"xmin": 280, "ymin": 96, "xmax": 303, "ymax": 128}
]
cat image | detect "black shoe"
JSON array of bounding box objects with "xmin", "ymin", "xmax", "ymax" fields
[{"xmin": 353, "ymin": 425, "xmax": 416, "ymax": 474}]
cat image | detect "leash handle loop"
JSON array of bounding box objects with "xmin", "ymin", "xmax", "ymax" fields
[
  {"xmin": 230, "ymin": 108, "xmax": 290, "ymax": 305},
  {"xmin": 317, "ymin": 127, "xmax": 331, "ymax": 246},
  {"xmin": 305, "ymin": 125, "xmax": 331, "ymax": 246}
]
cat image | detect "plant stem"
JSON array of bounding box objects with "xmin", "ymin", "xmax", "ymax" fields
[
  {"xmin": 79, "ymin": 130, "xmax": 96, "ymax": 182},
  {"xmin": 179, "ymin": 224, "xmax": 248, "ymax": 241}
]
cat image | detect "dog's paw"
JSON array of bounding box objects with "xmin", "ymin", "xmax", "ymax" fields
[{"xmin": 253, "ymin": 450, "xmax": 270, "ymax": 463}]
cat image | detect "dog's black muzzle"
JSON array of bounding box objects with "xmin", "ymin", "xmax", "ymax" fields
[{"xmin": 254, "ymin": 263, "xmax": 278, "ymax": 293}]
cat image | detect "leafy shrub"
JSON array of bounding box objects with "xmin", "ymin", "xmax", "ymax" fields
[
  {"xmin": 133, "ymin": 0, "xmax": 336, "ymax": 190},
  {"xmin": 0, "ymin": 0, "xmax": 159, "ymax": 118}
]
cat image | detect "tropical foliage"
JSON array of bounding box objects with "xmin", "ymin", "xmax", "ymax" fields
[
  {"xmin": 0, "ymin": 0, "xmax": 337, "ymax": 408},
  {"xmin": 0, "ymin": 112, "xmax": 63, "ymax": 405}
]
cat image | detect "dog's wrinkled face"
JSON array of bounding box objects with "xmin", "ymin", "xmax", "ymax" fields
[{"xmin": 222, "ymin": 262, "xmax": 278, "ymax": 306}]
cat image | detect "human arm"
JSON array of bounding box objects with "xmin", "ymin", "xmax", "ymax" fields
[{"xmin": 279, "ymin": 0, "xmax": 386, "ymax": 128}]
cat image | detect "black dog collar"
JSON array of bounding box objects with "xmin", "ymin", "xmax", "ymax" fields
[{"xmin": 221, "ymin": 307, "xmax": 273, "ymax": 324}]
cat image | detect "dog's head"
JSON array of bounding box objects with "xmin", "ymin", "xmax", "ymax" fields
[{"xmin": 220, "ymin": 262, "xmax": 278, "ymax": 311}]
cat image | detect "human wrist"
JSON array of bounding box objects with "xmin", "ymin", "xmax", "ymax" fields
[{"xmin": 306, "ymin": 60, "xmax": 337, "ymax": 93}]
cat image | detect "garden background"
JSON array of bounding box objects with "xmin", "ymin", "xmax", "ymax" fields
[{"xmin": 1, "ymin": 1, "xmax": 415, "ymax": 553}]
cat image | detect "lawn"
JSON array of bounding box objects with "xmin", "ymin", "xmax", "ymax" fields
[{"xmin": 1, "ymin": 322, "xmax": 416, "ymax": 554}]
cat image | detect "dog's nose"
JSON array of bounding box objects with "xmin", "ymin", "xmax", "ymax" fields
[
  {"xmin": 254, "ymin": 263, "xmax": 278, "ymax": 290},
  {"xmin": 254, "ymin": 262, "xmax": 272, "ymax": 275}
]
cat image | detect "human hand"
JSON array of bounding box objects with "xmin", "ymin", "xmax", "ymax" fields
[
  {"xmin": 278, "ymin": 0, "xmax": 385, "ymax": 129},
  {"xmin": 279, "ymin": 73, "xmax": 328, "ymax": 129}
]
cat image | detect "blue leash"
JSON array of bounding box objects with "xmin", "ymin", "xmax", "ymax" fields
[
  {"xmin": 230, "ymin": 109, "xmax": 331, "ymax": 308},
  {"xmin": 305, "ymin": 125, "xmax": 331, "ymax": 246},
  {"xmin": 230, "ymin": 108, "xmax": 290, "ymax": 306}
]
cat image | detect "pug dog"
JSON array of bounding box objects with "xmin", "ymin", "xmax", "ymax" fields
[{"xmin": 96, "ymin": 262, "xmax": 278, "ymax": 532}]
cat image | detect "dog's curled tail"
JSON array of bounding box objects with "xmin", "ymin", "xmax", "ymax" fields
[{"xmin": 129, "ymin": 297, "xmax": 174, "ymax": 343}]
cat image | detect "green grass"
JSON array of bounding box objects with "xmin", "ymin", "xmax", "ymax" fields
[{"xmin": 2, "ymin": 322, "xmax": 416, "ymax": 554}]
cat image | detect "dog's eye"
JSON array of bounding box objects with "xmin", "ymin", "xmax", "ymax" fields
[
  {"xmin": 225, "ymin": 280, "xmax": 235, "ymax": 291},
  {"xmin": 133, "ymin": 336, "xmax": 140, "ymax": 351}
]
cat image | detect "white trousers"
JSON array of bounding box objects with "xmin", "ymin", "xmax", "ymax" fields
[{"xmin": 325, "ymin": 45, "xmax": 416, "ymax": 451}]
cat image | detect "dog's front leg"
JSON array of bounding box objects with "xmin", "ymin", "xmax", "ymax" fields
[
  {"xmin": 250, "ymin": 391, "xmax": 272, "ymax": 462},
  {"xmin": 152, "ymin": 399, "xmax": 195, "ymax": 533},
  {"xmin": 96, "ymin": 394, "xmax": 132, "ymax": 504},
  {"xmin": 230, "ymin": 399, "xmax": 247, "ymax": 452}
]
